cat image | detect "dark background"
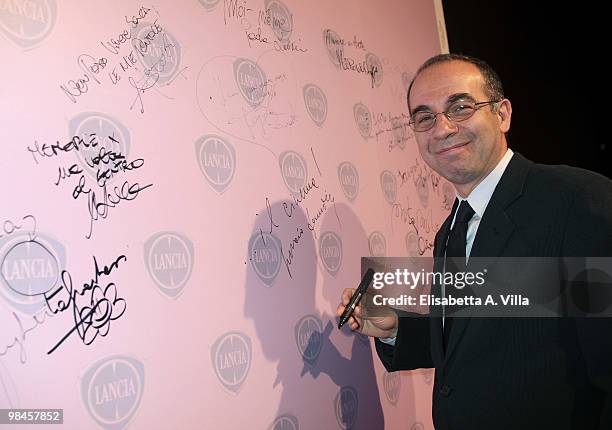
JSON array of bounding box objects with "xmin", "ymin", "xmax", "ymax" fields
[{"xmin": 442, "ymin": 2, "xmax": 608, "ymax": 178}]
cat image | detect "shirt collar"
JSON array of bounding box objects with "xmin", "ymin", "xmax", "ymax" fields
[{"xmin": 457, "ymin": 148, "xmax": 514, "ymax": 219}]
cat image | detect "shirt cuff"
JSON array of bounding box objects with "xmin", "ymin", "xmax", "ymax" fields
[{"xmin": 378, "ymin": 336, "xmax": 396, "ymax": 346}]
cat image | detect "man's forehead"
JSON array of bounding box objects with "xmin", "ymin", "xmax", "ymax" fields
[{"xmin": 410, "ymin": 61, "xmax": 485, "ymax": 107}]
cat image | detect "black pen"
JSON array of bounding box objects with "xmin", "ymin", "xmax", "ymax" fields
[{"xmin": 338, "ymin": 268, "xmax": 375, "ymax": 329}]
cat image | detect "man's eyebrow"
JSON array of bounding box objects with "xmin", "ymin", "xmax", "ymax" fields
[
  {"xmin": 411, "ymin": 93, "xmax": 476, "ymax": 116},
  {"xmin": 447, "ymin": 93, "xmax": 475, "ymax": 105},
  {"xmin": 411, "ymin": 104, "xmax": 431, "ymax": 116}
]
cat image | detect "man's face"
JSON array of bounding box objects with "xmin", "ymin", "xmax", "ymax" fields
[{"xmin": 409, "ymin": 61, "xmax": 511, "ymax": 196}]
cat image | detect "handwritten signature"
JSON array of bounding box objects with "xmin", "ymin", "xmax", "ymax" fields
[
  {"xmin": 43, "ymin": 255, "xmax": 127, "ymax": 354},
  {"xmin": 71, "ymin": 175, "xmax": 153, "ymax": 239},
  {"xmin": 129, "ymin": 31, "xmax": 188, "ymax": 114},
  {"xmin": 256, "ymin": 171, "xmax": 339, "ymax": 278},
  {"xmin": 1, "ymin": 254, "xmax": 127, "ymax": 361},
  {"xmin": 398, "ymin": 158, "xmax": 441, "ymax": 196},
  {"xmin": 391, "ymin": 197, "xmax": 438, "ymax": 255},
  {"xmin": 60, "ymin": 6, "xmax": 153, "ymax": 103}
]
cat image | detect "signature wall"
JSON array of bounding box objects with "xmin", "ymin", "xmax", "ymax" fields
[{"xmin": 0, "ymin": 1, "xmax": 451, "ymax": 428}]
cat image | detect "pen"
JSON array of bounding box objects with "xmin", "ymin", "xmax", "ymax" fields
[{"xmin": 338, "ymin": 268, "xmax": 375, "ymax": 329}]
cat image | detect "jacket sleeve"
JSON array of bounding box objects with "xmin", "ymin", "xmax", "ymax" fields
[{"xmin": 375, "ymin": 311, "xmax": 434, "ymax": 372}]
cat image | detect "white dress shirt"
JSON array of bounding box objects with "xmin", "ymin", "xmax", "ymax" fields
[{"xmin": 380, "ymin": 148, "xmax": 514, "ymax": 345}]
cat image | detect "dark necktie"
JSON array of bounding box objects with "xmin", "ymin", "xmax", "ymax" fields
[{"xmin": 443, "ymin": 200, "xmax": 475, "ymax": 350}]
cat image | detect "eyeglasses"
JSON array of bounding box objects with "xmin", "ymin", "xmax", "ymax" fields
[{"xmin": 409, "ymin": 100, "xmax": 500, "ymax": 132}]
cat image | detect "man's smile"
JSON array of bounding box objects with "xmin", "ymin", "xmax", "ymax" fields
[{"xmin": 435, "ymin": 141, "xmax": 470, "ymax": 155}]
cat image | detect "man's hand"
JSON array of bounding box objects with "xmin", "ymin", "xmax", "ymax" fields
[{"xmin": 336, "ymin": 288, "xmax": 399, "ymax": 338}]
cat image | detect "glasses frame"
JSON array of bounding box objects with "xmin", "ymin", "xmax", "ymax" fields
[{"xmin": 409, "ymin": 100, "xmax": 501, "ymax": 132}]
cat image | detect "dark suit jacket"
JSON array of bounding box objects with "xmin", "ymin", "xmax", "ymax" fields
[{"xmin": 376, "ymin": 153, "xmax": 612, "ymax": 430}]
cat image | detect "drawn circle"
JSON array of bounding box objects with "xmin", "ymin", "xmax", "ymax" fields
[{"xmin": 0, "ymin": 239, "xmax": 59, "ymax": 297}]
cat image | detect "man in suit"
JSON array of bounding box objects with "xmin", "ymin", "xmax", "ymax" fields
[{"xmin": 337, "ymin": 54, "xmax": 612, "ymax": 429}]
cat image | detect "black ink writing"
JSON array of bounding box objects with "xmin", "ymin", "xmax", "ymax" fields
[
  {"xmin": 280, "ymin": 226, "xmax": 304, "ymax": 278},
  {"xmin": 224, "ymin": 0, "xmax": 252, "ymax": 25},
  {"xmin": 44, "ymin": 255, "xmax": 127, "ymax": 354},
  {"xmin": 84, "ymin": 180, "xmax": 153, "ymax": 239},
  {"xmin": 274, "ymin": 38, "xmax": 307, "ymax": 53}
]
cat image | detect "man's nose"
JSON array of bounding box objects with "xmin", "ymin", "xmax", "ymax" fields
[{"xmin": 431, "ymin": 113, "xmax": 458, "ymax": 138}]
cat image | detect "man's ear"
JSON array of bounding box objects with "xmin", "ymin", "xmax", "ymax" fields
[{"xmin": 497, "ymin": 99, "xmax": 512, "ymax": 133}]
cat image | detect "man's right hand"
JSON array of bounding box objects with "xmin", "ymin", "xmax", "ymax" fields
[{"xmin": 336, "ymin": 288, "xmax": 399, "ymax": 339}]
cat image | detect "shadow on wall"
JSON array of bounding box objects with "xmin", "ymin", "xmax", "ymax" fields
[{"xmin": 244, "ymin": 200, "xmax": 390, "ymax": 429}]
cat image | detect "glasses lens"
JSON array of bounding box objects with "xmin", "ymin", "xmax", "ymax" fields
[
  {"xmin": 447, "ymin": 101, "xmax": 476, "ymax": 121},
  {"xmin": 411, "ymin": 112, "xmax": 435, "ymax": 131}
]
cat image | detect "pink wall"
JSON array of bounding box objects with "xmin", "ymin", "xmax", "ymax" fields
[{"xmin": 0, "ymin": 1, "xmax": 449, "ymax": 428}]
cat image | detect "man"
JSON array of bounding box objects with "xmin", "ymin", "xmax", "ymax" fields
[{"xmin": 337, "ymin": 54, "xmax": 612, "ymax": 429}]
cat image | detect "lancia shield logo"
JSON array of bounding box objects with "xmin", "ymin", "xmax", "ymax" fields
[
  {"xmin": 353, "ymin": 103, "xmax": 372, "ymax": 139},
  {"xmin": 211, "ymin": 331, "xmax": 252, "ymax": 394},
  {"xmin": 368, "ymin": 231, "xmax": 386, "ymax": 257},
  {"xmin": 0, "ymin": 232, "xmax": 65, "ymax": 315},
  {"xmin": 380, "ymin": 170, "xmax": 397, "ymax": 205},
  {"xmin": 81, "ymin": 354, "xmax": 145, "ymax": 430},
  {"xmin": 233, "ymin": 58, "xmax": 267, "ymax": 108},
  {"xmin": 383, "ymin": 371, "xmax": 401, "ymax": 405},
  {"xmin": 303, "ymin": 84, "xmax": 328, "ymax": 127},
  {"xmin": 279, "ymin": 151, "xmax": 308, "ymax": 197},
  {"xmin": 144, "ymin": 231, "xmax": 194, "ymax": 299},
  {"xmin": 294, "ymin": 314, "xmax": 323, "ymax": 366},
  {"xmin": 249, "ymin": 231, "xmax": 282, "ymax": 287},
  {"xmin": 68, "ymin": 112, "xmax": 131, "ymax": 184},
  {"xmin": 365, "ymin": 52, "xmax": 383, "ymax": 87},
  {"xmin": 337, "ymin": 161, "xmax": 359, "ymax": 202},
  {"xmin": 195, "ymin": 134, "xmax": 236, "ymax": 194},
  {"xmin": 131, "ymin": 22, "xmax": 182, "ymax": 85},
  {"xmin": 335, "ymin": 386, "xmax": 358, "ymax": 430},
  {"xmin": 0, "ymin": 0, "xmax": 56, "ymax": 50},
  {"xmin": 264, "ymin": 0, "xmax": 293, "ymax": 42},
  {"xmin": 319, "ymin": 231, "xmax": 342, "ymax": 277},
  {"xmin": 269, "ymin": 414, "xmax": 299, "ymax": 430}
]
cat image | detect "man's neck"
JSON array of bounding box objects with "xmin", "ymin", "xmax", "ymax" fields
[{"xmin": 455, "ymin": 145, "xmax": 508, "ymax": 198}]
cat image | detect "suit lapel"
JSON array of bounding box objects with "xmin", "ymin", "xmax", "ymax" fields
[{"xmin": 442, "ymin": 153, "xmax": 532, "ymax": 363}]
